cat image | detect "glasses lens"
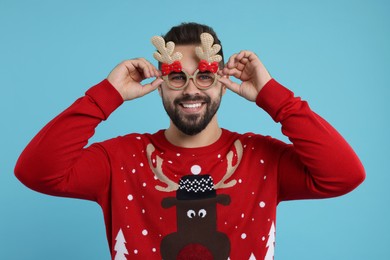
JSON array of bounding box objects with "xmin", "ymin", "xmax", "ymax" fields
[
  {"xmin": 167, "ymin": 72, "xmax": 187, "ymax": 89},
  {"xmin": 195, "ymin": 71, "xmax": 216, "ymax": 89}
]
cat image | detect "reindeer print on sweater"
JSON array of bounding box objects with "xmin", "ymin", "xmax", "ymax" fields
[
  {"xmin": 113, "ymin": 132, "xmax": 277, "ymax": 260},
  {"xmin": 146, "ymin": 140, "xmax": 243, "ymax": 259}
]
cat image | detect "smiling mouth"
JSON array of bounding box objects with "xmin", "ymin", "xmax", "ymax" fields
[
  {"xmin": 175, "ymin": 95, "xmax": 210, "ymax": 113},
  {"xmin": 179, "ymin": 102, "xmax": 206, "ymax": 114},
  {"xmin": 181, "ymin": 103, "xmax": 203, "ymax": 109}
]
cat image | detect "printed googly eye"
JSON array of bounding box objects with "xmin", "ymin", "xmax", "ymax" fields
[
  {"xmin": 198, "ymin": 209, "xmax": 207, "ymax": 218},
  {"xmin": 187, "ymin": 210, "xmax": 196, "ymax": 219}
]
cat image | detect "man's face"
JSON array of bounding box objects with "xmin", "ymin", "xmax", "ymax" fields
[{"xmin": 159, "ymin": 45, "xmax": 225, "ymax": 136}]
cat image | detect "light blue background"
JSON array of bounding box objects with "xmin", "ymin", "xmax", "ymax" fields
[{"xmin": 1, "ymin": 0, "xmax": 388, "ymax": 259}]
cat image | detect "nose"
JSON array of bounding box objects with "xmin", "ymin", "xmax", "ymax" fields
[{"xmin": 182, "ymin": 77, "xmax": 200, "ymax": 95}]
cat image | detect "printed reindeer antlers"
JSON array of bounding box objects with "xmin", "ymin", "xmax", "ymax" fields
[
  {"xmin": 195, "ymin": 33, "xmax": 222, "ymax": 63},
  {"xmin": 151, "ymin": 36, "xmax": 183, "ymax": 64},
  {"xmin": 146, "ymin": 144, "xmax": 179, "ymax": 192},
  {"xmin": 214, "ymin": 140, "xmax": 243, "ymax": 189},
  {"xmin": 146, "ymin": 140, "xmax": 243, "ymax": 192}
]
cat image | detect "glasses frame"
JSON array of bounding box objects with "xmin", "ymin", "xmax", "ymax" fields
[{"xmin": 162, "ymin": 69, "xmax": 220, "ymax": 90}]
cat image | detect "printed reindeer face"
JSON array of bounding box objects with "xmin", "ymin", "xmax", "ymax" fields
[
  {"xmin": 146, "ymin": 140, "xmax": 243, "ymax": 260},
  {"xmin": 162, "ymin": 190, "xmax": 231, "ymax": 234}
]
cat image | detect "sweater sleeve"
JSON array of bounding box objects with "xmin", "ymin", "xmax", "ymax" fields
[
  {"xmin": 14, "ymin": 79, "xmax": 124, "ymax": 202},
  {"xmin": 256, "ymin": 79, "xmax": 365, "ymax": 202}
]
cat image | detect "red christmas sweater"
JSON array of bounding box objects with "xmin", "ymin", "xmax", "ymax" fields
[{"xmin": 15, "ymin": 79, "xmax": 365, "ymax": 260}]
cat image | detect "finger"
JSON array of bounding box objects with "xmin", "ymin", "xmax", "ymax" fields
[
  {"xmin": 238, "ymin": 51, "xmax": 260, "ymax": 66},
  {"xmin": 218, "ymin": 76, "xmax": 242, "ymax": 95},
  {"xmin": 136, "ymin": 58, "xmax": 156, "ymax": 78},
  {"xmin": 234, "ymin": 52, "xmax": 252, "ymax": 65},
  {"xmin": 154, "ymin": 67, "xmax": 162, "ymax": 77},
  {"xmin": 234, "ymin": 50, "xmax": 248, "ymax": 62},
  {"xmin": 149, "ymin": 63, "xmax": 161, "ymax": 78},
  {"xmin": 234, "ymin": 51, "xmax": 258, "ymax": 67},
  {"xmin": 217, "ymin": 69, "xmax": 227, "ymax": 77},
  {"xmin": 142, "ymin": 58, "xmax": 161, "ymax": 78},
  {"xmin": 150, "ymin": 77, "xmax": 164, "ymax": 88},
  {"xmin": 222, "ymin": 67, "xmax": 242, "ymax": 79},
  {"xmin": 140, "ymin": 58, "xmax": 161, "ymax": 77},
  {"xmin": 226, "ymin": 54, "xmax": 250, "ymax": 72},
  {"xmin": 127, "ymin": 59, "xmax": 147, "ymax": 79},
  {"xmin": 140, "ymin": 77, "xmax": 163, "ymax": 96},
  {"xmin": 226, "ymin": 53, "xmax": 238, "ymax": 69},
  {"xmin": 226, "ymin": 51, "xmax": 247, "ymax": 67},
  {"xmin": 150, "ymin": 66, "xmax": 161, "ymax": 77},
  {"xmin": 235, "ymin": 61, "xmax": 247, "ymax": 71},
  {"xmin": 135, "ymin": 58, "xmax": 161, "ymax": 79},
  {"xmin": 236, "ymin": 50, "xmax": 255, "ymax": 60}
]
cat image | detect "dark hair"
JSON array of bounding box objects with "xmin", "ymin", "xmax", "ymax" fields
[{"xmin": 159, "ymin": 22, "xmax": 224, "ymax": 68}]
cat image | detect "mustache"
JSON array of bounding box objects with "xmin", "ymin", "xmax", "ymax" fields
[{"xmin": 174, "ymin": 94, "xmax": 210, "ymax": 105}]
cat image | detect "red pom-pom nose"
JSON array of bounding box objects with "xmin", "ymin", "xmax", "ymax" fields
[{"xmin": 177, "ymin": 243, "xmax": 214, "ymax": 260}]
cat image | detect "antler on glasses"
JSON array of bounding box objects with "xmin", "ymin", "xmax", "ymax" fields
[
  {"xmin": 195, "ymin": 33, "xmax": 222, "ymax": 63},
  {"xmin": 151, "ymin": 36, "xmax": 183, "ymax": 64}
]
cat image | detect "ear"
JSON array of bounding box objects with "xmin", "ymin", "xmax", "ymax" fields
[
  {"xmin": 222, "ymin": 83, "xmax": 227, "ymax": 96},
  {"xmin": 216, "ymin": 194, "xmax": 231, "ymax": 206},
  {"xmin": 218, "ymin": 76, "xmax": 228, "ymax": 96},
  {"xmin": 161, "ymin": 197, "xmax": 177, "ymax": 208}
]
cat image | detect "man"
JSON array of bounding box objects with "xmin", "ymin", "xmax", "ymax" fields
[{"xmin": 15, "ymin": 22, "xmax": 365, "ymax": 259}]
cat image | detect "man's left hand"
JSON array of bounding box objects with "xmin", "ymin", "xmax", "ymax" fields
[{"xmin": 218, "ymin": 51, "xmax": 272, "ymax": 102}]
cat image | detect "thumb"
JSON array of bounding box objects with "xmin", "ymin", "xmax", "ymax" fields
[
  {"xmin": 218, "ymin": 76, "xmax": 241, "ymax": 95},
  {"xmin": 139, "ymin": 77, "xmax": 164, "ymax": 97}
]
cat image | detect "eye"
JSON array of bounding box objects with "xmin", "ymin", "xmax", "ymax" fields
[
  {"xmin": 187, "ymin": 210, "xmax": 196, "ymax": 219},
  {"xmin": 168, "ymin": 73, "xmax": 186, "ymax": 81},
  {"xmin": 198, "ymin": 209, "xmax": 207, "ymax": 218},
  {"xmin": 197, "ymin": 72, "xmax": 214, "ymax": 80}
]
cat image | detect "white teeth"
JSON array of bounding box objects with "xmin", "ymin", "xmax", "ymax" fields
[{"xmin": 182, "ymin": 103, "xmax": 202, "ymax": 108}]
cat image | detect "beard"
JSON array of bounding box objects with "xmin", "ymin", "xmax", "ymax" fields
[{"xmin": 161, "ymin": 90, "xmax": 223, "ymax": 136}]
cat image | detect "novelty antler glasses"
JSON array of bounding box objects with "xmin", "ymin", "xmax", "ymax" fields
[{"xmin": 151, "ymin": 33, "xmax": 222, "ymax": 90}]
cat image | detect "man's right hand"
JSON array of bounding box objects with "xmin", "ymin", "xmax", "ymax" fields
[{"xmin": 107, "ymin": 58, "xmax": 163, "ymax": 101}]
